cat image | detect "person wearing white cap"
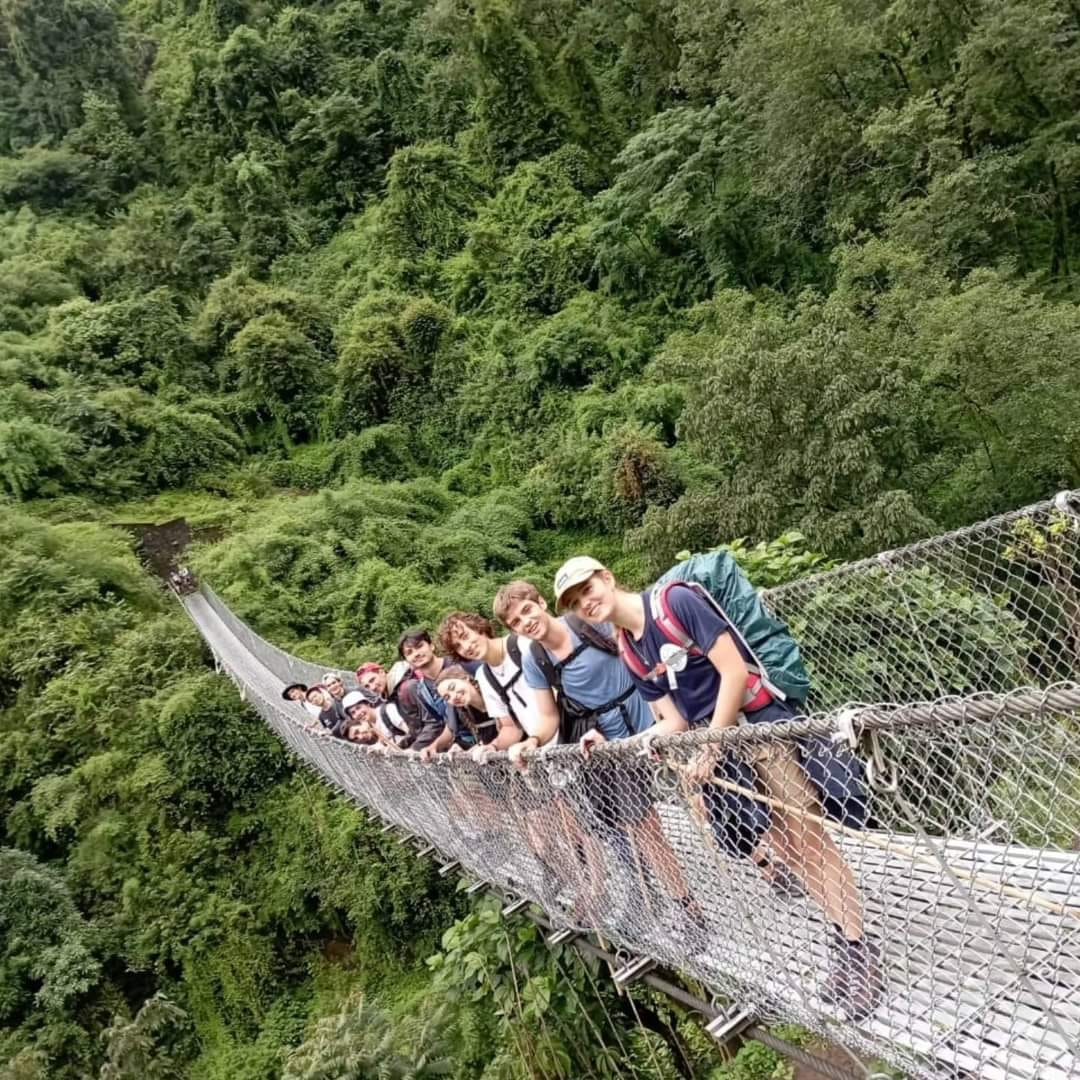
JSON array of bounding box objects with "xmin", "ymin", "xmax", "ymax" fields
[
  {"xmin": 341, "ymin": 689, "xmax": 381, "ymax": 744},
  {"xmin": 493, "ymin": 575, "xmax": 707, "ymax": 934},
  {"xmin": 557, "ymin": 557, "xmax": 882, "ymax": 1019}
]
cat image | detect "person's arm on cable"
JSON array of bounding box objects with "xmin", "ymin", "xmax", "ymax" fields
[
  {"xmin": 661, "ymin": 586, "xmax": 748, "ymax": 731},
  {"xmin": 420, "ymin": 723, "xmax": 453, "ymax": 762},
  {"xmin": 491, "ymin": 714, "xmax": 524, "ymax": 750},
  {"xmin": 508, "ymin": 687, "xmax": 559, "ymax": 766},
  {"xmin": 477, "ymin": 674, "xmax": 524, "ymax": 751},
  {"xmin": 431, "ymin": 723, "xmax": 455, "ymax": 753},
  {"xmin": 645, "ymin": 695, "xmax": 688, "ymax": 737},
  {"xmin": 513, "ymin": 648, "xmax": 561, "ymax": 766},
  {"xmin": 675, "ymin": 631, "xmax": 751, "ymax": 783},
  {"xmin": 706, "ymin": 631, "xmax": 750, "ymax": 730}
]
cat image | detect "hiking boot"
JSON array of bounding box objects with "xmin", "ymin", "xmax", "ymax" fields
[{"xmin": 822, "ymin": 933, "xmax": 884, "ymax": 1020}]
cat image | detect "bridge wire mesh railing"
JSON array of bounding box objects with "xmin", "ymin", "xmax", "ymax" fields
[{"xmin": 181, "ymin": 491, "xmax": 1080, "ymax": 1080}]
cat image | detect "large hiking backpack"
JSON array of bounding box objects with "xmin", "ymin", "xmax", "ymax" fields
[
  {"xmin": 649, "ymin": 551, "xmax": 812, "ymax": 706},
  {"xmin": 528, "ymin": 616, "xmax": 636, "ymax": 744},
  {"xmin": 642, "ymin": 552, "xmax": 868, "ymax": 829}
]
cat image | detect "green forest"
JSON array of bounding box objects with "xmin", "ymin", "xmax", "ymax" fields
[{"xmin": 2, "ymin": 0, "xmax": 1080, "ymax": 1076}]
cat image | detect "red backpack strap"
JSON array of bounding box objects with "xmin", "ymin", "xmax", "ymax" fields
[
  {"xmin": 650, "ymin": 582, "xmax": 702, "ymax": 655},
  {"xmin": 617, "ymin": 626, "xmax": 651, "ymax": 679}
]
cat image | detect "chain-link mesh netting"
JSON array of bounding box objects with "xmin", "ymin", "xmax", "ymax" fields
[{"xmin": 180, "ymin": 491, "xmax": 1080, "ymax": 1080}]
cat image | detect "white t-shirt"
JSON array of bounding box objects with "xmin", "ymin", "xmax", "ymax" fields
[{"xmin": 478, "ymin": 639, "xmax": 557, "ymax": 743}]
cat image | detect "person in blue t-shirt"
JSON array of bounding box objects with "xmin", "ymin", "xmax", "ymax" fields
[
  {"xmin": 557, "ymin": 557, "xmax": 882, "ymax": 1020},
  {"xmin": 495, "ymin": 578, "xmax": 708, "ymax": 934}
]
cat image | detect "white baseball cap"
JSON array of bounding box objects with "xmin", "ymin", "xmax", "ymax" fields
[{"xmin": 553, "ymin": 556, "xmax": 607, "ymax": 610}]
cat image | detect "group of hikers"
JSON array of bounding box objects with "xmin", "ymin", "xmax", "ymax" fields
[{"xmin": 280, "ymin": 555, "xmax": 884, "ymax": 1018}]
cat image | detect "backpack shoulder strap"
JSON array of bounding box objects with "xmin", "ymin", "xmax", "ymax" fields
[
  {"xmin": 660, "ymin": 580, "xmax": 776, "ymax": 693},
  {"xmin": 481, "ymin": 662, "xmax": 513, "ymax": 713},
  {"xmin": 566, "ymin": 614, "xmax": 619, "ymax": 656},
  {"xmin": 417, "ymin": 677, "xmax": 444, "ymax": 719},
  {"xmin": 617, "ymin": 626, "xmax": 651, "ymax": 679},
  {"xmin": 527, "ymin": 639, "xmax": 562, "ymax": 694},
  {"xmin": 505, "ymin": 633, "xmax": 522, "ymax": 669},
  {"xmin": 650, "ymin": 581, "xmax": 700, "ymax": 654}
]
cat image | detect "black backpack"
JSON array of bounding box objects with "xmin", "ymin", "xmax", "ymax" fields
[
  {"xmin": 450, "ymin": 704, "xmax": 499, "ymax": 748},
  {"xmin": 528, "ymin": 616, "xmax": 636, "ymax": 744},
  {"xmin": 480, "ymin": 635, "xmax": 525, "ymax": 724}
]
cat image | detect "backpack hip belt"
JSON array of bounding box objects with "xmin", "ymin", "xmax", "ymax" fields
[{"xmin": 743, "ymin": 673, "xmax": 773, "ymax": 713}]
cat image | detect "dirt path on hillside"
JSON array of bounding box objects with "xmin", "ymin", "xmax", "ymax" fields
[{"xmin": 117, "ymin": 519, "xmax": 224, "ymax": 578}]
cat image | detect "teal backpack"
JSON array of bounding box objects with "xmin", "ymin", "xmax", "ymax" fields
[
  {"xmin": 650, "ymin": 552, "xmax": 869, "ymax": 829},
  {"xmin": 654, "ymin": 550, "xmax": 812, "ymax": 707}
]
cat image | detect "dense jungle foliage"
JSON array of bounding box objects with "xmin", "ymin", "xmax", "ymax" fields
[{"xmin": 3, "ymin": 0, "xmax": 1080, "ymax": 1075}]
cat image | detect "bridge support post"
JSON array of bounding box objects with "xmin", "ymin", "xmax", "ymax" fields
[{"xmin": 501, "ymin": 896, "xmax": 530, "ymax": 917}]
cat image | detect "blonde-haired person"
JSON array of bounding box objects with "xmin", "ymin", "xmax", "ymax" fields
[
  {"xmin": 494, "ymin": 579, "xmax": 709, "ymax": 938},
  {"xmin": 555, "ymin": 557, "xmax": 882, "ymax": 1019}
]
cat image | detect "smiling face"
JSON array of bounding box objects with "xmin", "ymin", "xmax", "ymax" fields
[
  {"xmin": 347, "ymin": 702, "xmax": 377, "ymax": 724},
  {"xmin": 325, "ymin": 676, "xmax": 346, "ymax": 699},
  {"xmin": 286, "ymin": 686, "xmax": 306, "ymax": 702},
  {"xmin": 502, "ymin": 596, "xmax": 551, "ymax": 641},
  {"xmin": 307, "ymin": 688, "xmax": 332, "ymax": 710},
  {"xmin": 401, "ymin": 637, "xmax": 434, "ymax": 670},
  {"xmin": 346, "ymin": 724, "xmax": 376, "ymax": 745},
  {"xmin": 437, "ymin": 677, "xmax": 480, "ymax": 710},
  {"xmin": 562, "ymin": 570, "xmax": 616, "ymax": 624},
  {"xmin": 358, "ymin": 669, "xmax": 386, "ymax": 697},
  {"xmin": 448, "ymin": 621, "xmax": 489, "ymax": 662}
]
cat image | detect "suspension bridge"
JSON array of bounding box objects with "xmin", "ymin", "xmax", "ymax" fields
[{"xmin": 178, "ymin": 491, "xmax": 1080, "ymax": 1079}]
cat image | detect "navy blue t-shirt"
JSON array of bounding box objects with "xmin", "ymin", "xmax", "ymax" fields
[{"xmin": 625, "ymin": 586, "xmax": 754, "ymax": 728}]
